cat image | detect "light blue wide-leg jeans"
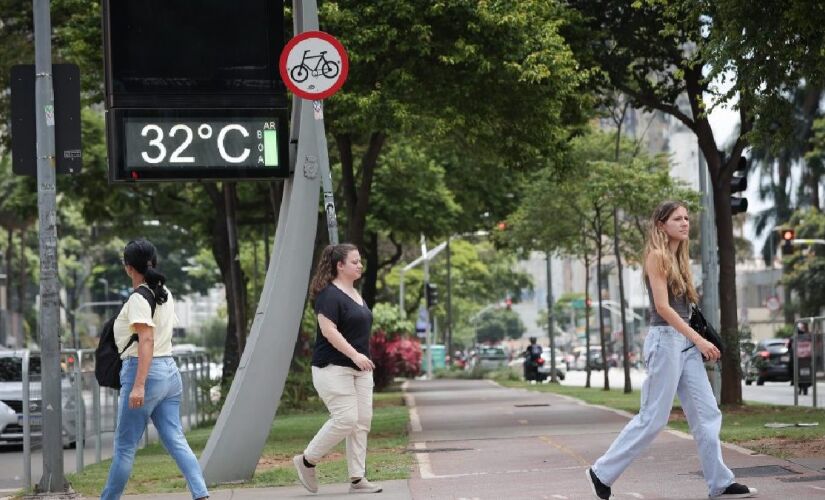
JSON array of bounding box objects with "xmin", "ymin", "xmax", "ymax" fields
[
  {"xmin": 101, "ymin": 357, "xmax": 209, "ymax": 500},
  {"xmin": 591, "ymin": 326, "xmax": 735, "ymax": 497}
]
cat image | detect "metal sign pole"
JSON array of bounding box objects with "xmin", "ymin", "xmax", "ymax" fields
[
  {"xmin": 199, "ymin": 0, "xmax": 325, "ymax": 482},
  {"xmin": 313, "ymin": 100, "xmax": 339, "ymax": 244},
  {"xmin": 33, "ymin": 0, "xmax": 68, "ymax": 492}
]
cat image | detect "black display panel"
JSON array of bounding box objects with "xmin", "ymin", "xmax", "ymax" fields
[
  {"xmin": 107, "ymin": 108, "xmax": 290, "ymax": 182},
  {"xmin": 103, "ymin": 0, "xmax": 285, "ymax": 105}
]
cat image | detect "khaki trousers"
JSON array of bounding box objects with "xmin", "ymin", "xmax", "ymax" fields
[{"xmin": 304, "ymin": 364, "xmax": 374, "ymax": 478}]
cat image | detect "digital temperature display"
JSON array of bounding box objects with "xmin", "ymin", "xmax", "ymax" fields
[
  {"xmin": 124, "ymin": 119, "xmax": 279, "ymax": 168},
  {"xmin": 107, "ymin": 108, "xmax": 290, "ymax": 182}
]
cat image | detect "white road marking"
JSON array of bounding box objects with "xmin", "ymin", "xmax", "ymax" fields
[{"xmin": 414, "ymin": 442, "xmax": 435, "ymax": 479}]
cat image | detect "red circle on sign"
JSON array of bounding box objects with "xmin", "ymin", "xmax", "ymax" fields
[{"xmin": 279, "ymin": 31, "xmax": 349, "ymax": 100}]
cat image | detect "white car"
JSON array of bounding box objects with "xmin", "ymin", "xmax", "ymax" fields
[
  {"xmin": 537, "ymin": 348, "xmax": 567, "ymax": 381},
  {"xmin": 0, "ymin": 351, "xmax": 84, "ymax": 448}
]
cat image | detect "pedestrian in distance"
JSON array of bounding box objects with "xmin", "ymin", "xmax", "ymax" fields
[
  {"xmin": 101, "ymin": 239, "xmax": 209, "ymax": 500},
  {"xmin": 523, "ymin": 336, "xmax": 543, "ymax": 383},
  {"xmin": 585, "ymin": 201, "xmax": 757, "ymax": 499},
  {"xmin": 293, "ymin": 243, "xmax": 382, "ymax": 494}
]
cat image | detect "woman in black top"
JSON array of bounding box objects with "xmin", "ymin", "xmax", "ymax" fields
[{"xmin": 293, "ymin": 243, "xmax": 382, "ymax": 494}]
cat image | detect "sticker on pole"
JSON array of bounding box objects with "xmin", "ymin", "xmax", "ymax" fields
[{"xmin": 279, "ymin": 31, "xmax": 349, "ymax": 100}]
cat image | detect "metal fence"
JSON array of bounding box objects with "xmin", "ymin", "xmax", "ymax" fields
[{"xmin": 8, "ymin": 348, "xmax": 214, "ymax": 490}]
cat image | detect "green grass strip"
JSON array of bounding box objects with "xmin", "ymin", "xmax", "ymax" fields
[{"xmin": 66, "ymin": 391, "xmax": 412, "ymax": 496}]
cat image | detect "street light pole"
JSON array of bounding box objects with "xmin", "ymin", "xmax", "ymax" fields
[
  {"xmin": 33, "ymin": 0, "xmax": 68, "ymax": 492},
  {"xmin": 546, "ymin": 251, "xmax": 557, "ymax": 383}
]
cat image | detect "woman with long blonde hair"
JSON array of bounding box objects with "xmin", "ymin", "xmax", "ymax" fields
[{"xmin": 585, "ymin": 201, "xmax": 756, "ymax": 499}]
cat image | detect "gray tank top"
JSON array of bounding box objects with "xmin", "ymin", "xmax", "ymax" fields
[{"xmin": 645, "ymin": 276, "xmax": 690, "ymax": 326}]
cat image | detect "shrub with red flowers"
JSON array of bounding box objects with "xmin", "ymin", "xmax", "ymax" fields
[
  {"xmin": 369, "ymin": 303, "xmax": 422, "ymax": 391},
  {"xmin": 370, "ymin": 331, "xmax": 422, "ymax": 391}
]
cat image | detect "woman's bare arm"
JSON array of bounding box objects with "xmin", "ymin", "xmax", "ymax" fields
[
  {"xmin": 645, "ymin": 253, "xmax": 720, "ymax": 361},
  {"xmin": 318, "ymin": 314, "xmax": 375, "ymax": 371}
]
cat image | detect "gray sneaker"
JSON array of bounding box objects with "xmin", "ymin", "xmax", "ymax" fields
[
  {"xmin": 293, "ymin": 455, "xmax": 318, "ymax": 493},
  {"xmin": 349, "ymin": 478, "xmax": 382, "ymax": 494}
]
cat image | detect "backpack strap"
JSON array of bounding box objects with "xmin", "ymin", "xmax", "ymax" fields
[{"xmin": 120, "ymin": 286, "xmax": 158, "ymax": 354}]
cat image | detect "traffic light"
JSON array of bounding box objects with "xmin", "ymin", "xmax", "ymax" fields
[
  {"xmin": 731, "ymin": 156, "xmax": 748, "ymax": 215},
  {"xmin": 425, "ymin": 283, "xmax": 439, "ymax": 308},
  {"xmin": 782, "ymin": 229, "xmax": 795, "ymax": 256}
]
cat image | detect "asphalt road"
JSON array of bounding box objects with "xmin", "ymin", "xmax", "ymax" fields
[{"xmin": 561, "ymin": 366, "xmax": 825, "ymax": 407}]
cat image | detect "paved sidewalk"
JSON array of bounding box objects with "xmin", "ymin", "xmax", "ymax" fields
[
  {"xmin": 405, "ymin": 379, "xmax": 825, "ymax": 499},
  {"xmin": 90, "ymin": 480, "xmax": 412, "ymax": 499},
  {"xmin": 78, "ymin": 379, "xmax": 825, "ymax": 499}
]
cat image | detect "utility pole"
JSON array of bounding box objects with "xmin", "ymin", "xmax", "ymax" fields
[
  {"xmin": 699, "ymin": 148, "xmax": 722, "ymax": 403},
  {"xmin": 422, "ymin": 235, "xmax": 433, "ymax": 379},
  {"xmin": 33, "ymin": 0, "xmax": 68, "ymax": 492},
  {"xmin": 446, "ymin": 237, "xmax": 452, "ymax": 361},
  {"xmin": 546, "ymin": 252, "xmax": 558, "ymax": 383}
]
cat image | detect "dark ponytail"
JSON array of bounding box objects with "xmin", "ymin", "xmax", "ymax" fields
[
  {"xmin": 309, "ymin": 243, "xmax": 358, "ymax": 299},
  {"xmin": 123, "ymin": 239, "xmax": 169, "ymax": 304}
]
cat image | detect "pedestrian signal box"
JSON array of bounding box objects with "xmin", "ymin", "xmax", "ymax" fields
[{"xmin": 102, "ymin": 0, "xmax": 289, "ymax": 182}]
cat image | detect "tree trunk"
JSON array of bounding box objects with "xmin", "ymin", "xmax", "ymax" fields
[
  {"xmin": 584, "ymin": 250, "xmax": 592, "ymax": 388},
  {"xmin": 335, "ymin": 131, "xmax": 387, "ymax": 302},
  {"xmin": 224, "ymin": 183, "xmax": 247, "ymax": 354},
  {"xmin": 686, "ymin": 65, "xmax": 748, "ymax": 405},
  {"xmin": 713, "ymin": 178, "xmax": 743, "ymax": 405},
  {"xmin": 362, "ymin": 231, "xmax": 379, "ymax": 307},
  {"xmin": 596, "ymin": 225, "xmax": 609, "ymax": 391},
  {"xmin": 203, "ymin": 184, "xmax": 248, "ymax": 387},
  {"xmin": 613, "ymin": 207, "xmax": 631, "ymax": 393}
]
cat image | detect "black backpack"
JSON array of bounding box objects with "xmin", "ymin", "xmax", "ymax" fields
[{"xmin": 95, "ymin": 286, "xmax": 157, "ymax": 389}]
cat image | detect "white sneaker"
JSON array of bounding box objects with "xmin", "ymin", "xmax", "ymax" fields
[
  {"xmin": 293, "ymin": 455, "xmax": 318, "ymax": 493},
  {"xmin": 349, "ymin": 478, "xmax": 382, "ymax": 494}
]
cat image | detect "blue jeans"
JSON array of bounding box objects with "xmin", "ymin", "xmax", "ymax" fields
[
  {"xmin": 592, "ymin": 326, "xmax": 735, "ymax": 497},
  {"xmin": 101, "ymin": 357, "xmax": 209, "ymax": 500}
]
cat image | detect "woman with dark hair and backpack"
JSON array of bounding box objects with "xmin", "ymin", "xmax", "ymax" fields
[
  {"xmin": 101, "ymin": 239, "xmax": 208, "ymax": 500},
  {"xmin": 585, "ymin": 201, "xmax": 756, "ymax": 499},
  {"xmin": 293, "ymin": 243, "xmax": 382, "ymax": 494}
]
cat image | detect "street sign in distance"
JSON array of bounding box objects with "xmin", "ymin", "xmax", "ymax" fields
[
  {"xmin": 10, "ymin": 64, "xmax": 82, "ymax": 176},
  {"xmin": 107, "ymin": 108, "xmax": 290, "ymax": 182},
  {"xmin": 279, "ymin": 31, "xmax": 349, "ymax": 100},
  {"xmin": 765, "ymin": 296, "xmax": 781, "ymax": 312}
]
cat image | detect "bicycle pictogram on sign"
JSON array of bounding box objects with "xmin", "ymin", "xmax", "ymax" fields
[
  {"xmin": 279, "ymin": 31, "xmax": 349, "ymax": 101},
  {"xmin": 290, "ymin": 50, "xmax": 340, "ymax": 83}
]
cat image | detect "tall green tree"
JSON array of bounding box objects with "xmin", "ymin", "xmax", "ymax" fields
[
  {"xmin": 561, "ymin": 0, "xmax": 825, "ymax": 404},
  {"xmin": 320, "ymin": 0, "xmax": 592, "ymax": 305}
]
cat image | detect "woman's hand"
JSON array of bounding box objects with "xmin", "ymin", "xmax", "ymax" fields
[
  {"xmin": 351, "ymin": 353, "xmax": 375, "ymax": 371},
  {"xmin": 697, "ymin": 338, "xmax": 721, "ymax": 362},
  {"xmin": 129, "ymin": 385, "xmax": 146, "ymax": 409}
]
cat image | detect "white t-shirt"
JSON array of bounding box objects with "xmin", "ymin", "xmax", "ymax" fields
[{"xmin": 114, "ymin": 285, "xmax": 176, "ymax": 359}]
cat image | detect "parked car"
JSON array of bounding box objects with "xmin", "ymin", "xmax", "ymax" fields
[
  {"xmin": 0, "ymin": 350, "xmax": 84, "ymax": 448},
  {"xmin": 744, "ymin": 338, "xmax": 791, "ymax": 385},
  {"xmin": 475, "ymin": 346, "xmax": 509, "ymax": 371},
  {"xmin": 573, "ymin": 346, "xmax": 605, "ymax": 371},
  {"xmin": 536, "ymin": 348, "xmax": 567, "ymax": 381}
]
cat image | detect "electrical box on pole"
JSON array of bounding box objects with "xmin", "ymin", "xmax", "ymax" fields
[
  {"xmin": 10, "ymin": 64, "xmax": 82, "ymax": 176},
  {"xmin": 102, "ymin": 0, "xmax": 290, "ymax": 182}
]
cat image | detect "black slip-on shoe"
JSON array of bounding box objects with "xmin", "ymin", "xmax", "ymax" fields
[
  {"xmin": 586, "ymin": 467, "xmax": 611, "ymax": 499},
  {"xmin": 710, "ymin": 482, "xmax": 758, "ymax": 498}
]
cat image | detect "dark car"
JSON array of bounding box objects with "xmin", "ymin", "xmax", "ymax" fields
[{"xmin": 744, "ymin": 338, "xmax": 791, "ymax": 385}]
